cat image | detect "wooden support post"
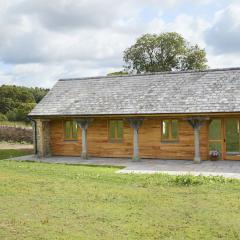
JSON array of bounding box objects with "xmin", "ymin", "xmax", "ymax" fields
[
  {"xmin": 187, "ymin": 117, "xmax": 208, "ymax": 163},
  {"xmin": 36, "ymin": 119, "xmax": 51, "ymax": 158},
  {"xmin": 128, "ymin": 119, "xmax": 144, "ymax": 161},
  {"xmin": 77, "ymin": 119, "xmax": 92, "ymax": 159},
  {"xmin": 193, "ymin": 125, "xmax": 201, "ymax": 163}
]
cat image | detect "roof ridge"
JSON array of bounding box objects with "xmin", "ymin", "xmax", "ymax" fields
[{"xmin": 58, "ymin": 67, "xmax": 240, "ymax": 81}]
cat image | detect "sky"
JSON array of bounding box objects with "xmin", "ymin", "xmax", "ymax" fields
[{"xmin": 0, "ymin": 0, "xmax": 240, "ymax": 88}]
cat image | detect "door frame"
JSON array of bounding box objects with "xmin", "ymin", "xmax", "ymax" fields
[
  {"xmin": 223, "ymin": 118, "xmax": 240, "ymax": 160},
  {"xmin": 208, "ymin": 118, "xmax": 225, "ymax": 160},
  {"xmin": 208, "ymin": 117, "xmax": 240, "ymax": 160}
]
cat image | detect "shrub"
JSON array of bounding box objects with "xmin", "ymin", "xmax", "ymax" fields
[
  {"xmin": 6, "ymin": 110, "xmax": 17, "ymax": 121},
  {"xmin": 0, "ymin": 113, "xmax": 8, "ymax": 121}
]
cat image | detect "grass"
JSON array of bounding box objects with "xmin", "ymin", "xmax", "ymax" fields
[
  {"xmin": 0, "ymin": 149, "xmax": 33, "ymax": 160},
  {"xmin": 0, "ymin": 150, "xmax": 240, "ymax": 239}
]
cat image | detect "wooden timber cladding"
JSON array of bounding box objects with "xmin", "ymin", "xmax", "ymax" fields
[{"xmin": 49, "ymin": 117, "xmax": 208, "ymax": 160}]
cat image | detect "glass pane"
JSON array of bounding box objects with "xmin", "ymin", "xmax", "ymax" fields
[
  {"xmin": 72, "ymin": 121, "xmax": 78, "ymax": 139},
  {"xmin": 226, "ymin": 119, "xmax": 240, "ymax": 153},
  {"xmin": 117, "ymin": 120, "xmax": 123, "ymax": 140},
  {"xmin": 162, "ymin": 120, "xmax": 169, "ymax": 139},
  {"xmin": 65, "ymin": 121, "xmax": 71, "ymax": 139},
  {"xmin": 109, "ymin": 120, "xmax": 116, "ymax": 140},
  {"xmin": 172, "ymin": 120, "xmax": 178, "ymax": 139},
  {"xmin": 209, "ymin": 142, "xmax": 222, "ymax": 157},
  {"xmin": 209, "ymin": 119, "xmax": 221, "ymax": 140}
]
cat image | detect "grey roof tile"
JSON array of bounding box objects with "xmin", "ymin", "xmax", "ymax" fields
[{"xmin": 29, "ymin": 68, "xmax": 240, "ymax": 116}]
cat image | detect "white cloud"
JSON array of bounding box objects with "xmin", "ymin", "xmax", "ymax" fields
[
  {"xmin": 204, "ymin": 3, "xmax": 240, "ymax": 54},
  {"xmin": 12, "ymin": 0, "xmax": 138, "ymax": 31},
  {"xmin": 0, "ymin": 0, "xmax": 239, "ymax": 88}
]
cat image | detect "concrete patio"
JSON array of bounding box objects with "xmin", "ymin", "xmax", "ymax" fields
[{"xmin": 7, "ymin": 155, "xmax": 240, "ymax": 179}]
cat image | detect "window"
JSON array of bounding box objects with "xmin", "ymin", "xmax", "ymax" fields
[
  {"xmin": 161, "ymin": 119, "xmax": 178, "ymax": 142},
  {"xmin": 109, "ymin": 120, "xmax": 123, "ymax": 143},
  {"xmin": 64, "ymin": 120, "xmax": 78, "ymax": 140}
]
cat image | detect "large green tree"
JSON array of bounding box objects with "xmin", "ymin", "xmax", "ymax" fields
[
  {"xmin": 123, "ymin": 32, "xmax": 208, "ymax": 73},
  {"xmin": 0, "ymin": 85, "xmax": 49, "ymax": 122}
]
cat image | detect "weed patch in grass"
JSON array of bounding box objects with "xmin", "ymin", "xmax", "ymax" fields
[{"xmin": 170, "ymin": 174, "xmax": 236, "ymax": 186}]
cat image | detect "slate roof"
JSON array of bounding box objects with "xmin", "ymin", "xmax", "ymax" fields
[{"xmin": 29, "ymin": 67, "xmax": 240, "ymax": 116}]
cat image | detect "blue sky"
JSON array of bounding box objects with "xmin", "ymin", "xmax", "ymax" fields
[{"xmin": 0, "ymin": 0, "xmax": 240, "ymax": 88}]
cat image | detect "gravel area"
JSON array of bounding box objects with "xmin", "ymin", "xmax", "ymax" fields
[{"xmin": 0, "ymin": 142, "xmax": 33, "ymax": 150}]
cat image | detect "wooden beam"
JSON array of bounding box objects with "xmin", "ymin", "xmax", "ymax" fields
[
  {"xmin": 77, "ymin": 119, "xmax": 93, "ymax": 159},
  {"xmin": 36, "ymin": 119, "xmax": 51, "ymax": 158},
  {"xmin": 127, "ymin": 118, "xmax": 144, "ymax": 161},
  {"xmin": 186, "ymin": 117, "xmax": 208, "ymax": 163},
  {"xmin": 30, "ymin": 112, "xmax": 240, "ymax": 120}
]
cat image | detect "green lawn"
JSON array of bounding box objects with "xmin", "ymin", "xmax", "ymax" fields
[
  {"xmin": 0, "ymin": 150, "xmax": 240, "ymax": 239},
  {"xmin": 0, "ymin": 149, "xmax": 33, "ymax": 160}
]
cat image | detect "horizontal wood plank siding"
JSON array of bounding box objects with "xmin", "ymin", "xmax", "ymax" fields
[
  {"xmin": 50, "ymin": 120, "xmax": 82, "ymax": 156},
  {"xmin": 88, "ymin": 119, "xmax": 133, "ymax": 157},
  {"xmin": 49, "ymin": 117, "xmax": 208, "ymax": 160},
  {"xmin": 139, "ymin": 119, "xmax": 208, "ymax": 160}
]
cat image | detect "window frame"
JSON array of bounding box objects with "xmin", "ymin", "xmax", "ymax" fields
[
  {"xmin": 161, "ymin": 119, "xmax": 179, "ymax": 143},
  {"xmin": 108, "ymin": 120, "xmax": 124, "ymax": 143},
  {"xmin": 64, "ymin": 120, "xmax": 78, "ymax": 141}
]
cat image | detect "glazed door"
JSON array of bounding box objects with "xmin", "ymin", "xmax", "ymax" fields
[
  {"xmin": 208, "ymin": 119, "xmax": 223, "ymax": 159},
  {"xmin": 225, "ymin": 118, "xmax": 240, "ymax": 160}
]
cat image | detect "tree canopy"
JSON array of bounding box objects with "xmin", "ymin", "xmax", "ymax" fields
[
  {"xmin": 0, "ymin": 85, "xmax": 49, "ymax": 122},
  {"xmin": 123, "ymin": 32, "xmax": 208, "ymax": 73}
]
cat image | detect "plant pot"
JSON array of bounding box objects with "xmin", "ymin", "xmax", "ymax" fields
[{"xmin": 210, "ymin": 156, "xmax": 219, "ymax": 161}]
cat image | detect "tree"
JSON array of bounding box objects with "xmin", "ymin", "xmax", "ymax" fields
[
  {"xmin": 123, "ymin": 32, "xmax": 208, "ymax": 73},
  {"xmin": 0, "ymin": 85, "xmax": 49, "ymax": 122},
  {"xmin": 107, "ymin": 71, "xmax": 128, "ymax": 76}
]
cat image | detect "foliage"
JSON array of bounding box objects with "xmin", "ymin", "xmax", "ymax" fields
[
  {"xmin": 5, "ymin": 103, "xmax": 36, "ymax": 122},
  {"xmin": 0, "ymin": 85, "xmax": 48, "ymax": 122},
  {"xmin": 107, "ymin": 71, "xmax": 128, "ymax": 76},
  {"xmin": 0, "ymin": 156, "xmax": 239, "ymax": 239},
  {"xmin": 210, "ymin": 150, "xmax": 220, "ymax": 158},
  {"xmin": 123, "ymin": 32, "xmax": 208, "ymax": 73},
  {"xmin": 170, "ymin": 174, "xmax": 233, "ymax": 186},
  {"xmin": 0, "ymin": 113, "xmax": 7, "ymax": 121}
]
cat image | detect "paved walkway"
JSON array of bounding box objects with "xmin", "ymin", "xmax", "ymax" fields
[{"xmin": 8, "ymin": 155, "xmax": 240, "ymax": 179}]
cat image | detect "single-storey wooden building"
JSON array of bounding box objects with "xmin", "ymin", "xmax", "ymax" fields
[{"xmin": 29, "ymin": 67, "xmax": 240, "ymax": 163}]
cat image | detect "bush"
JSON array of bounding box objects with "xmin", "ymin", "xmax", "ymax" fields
[
  {"xmin": 0, "ymin": 113, "xmax": 8, "ymax": 121},
  {"xmin": 6, "ymin": 110, "xmax": 17, "ymax": 121},
  {"xmin": 5, "ymin": 103, "xmax": 36, "ymax": 122}
]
